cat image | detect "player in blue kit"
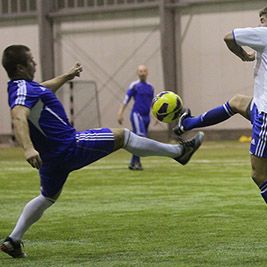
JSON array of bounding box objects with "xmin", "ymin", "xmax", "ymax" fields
[
  {"xmin": 117, "ymin": 65, "xmax": 154, "ymax": 170},
  {"xmin": 174, "ymin": 7, "xmax": 267, "ymax": 204},
  {"xmin": 0, "ymin": 45, "xmax": 204, "ymax": 258}
]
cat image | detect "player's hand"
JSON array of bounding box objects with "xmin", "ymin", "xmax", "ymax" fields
[
  {"xmin": 25, "ymin": 147, "xmax": 42, "ymax": 169},
  {"xmin": 66, "ymin": 63, "xmax": 83, "ymax": 80},
  {"xmin": 117, "ymin": 114, "xmax": 123, "ymax": 125}
]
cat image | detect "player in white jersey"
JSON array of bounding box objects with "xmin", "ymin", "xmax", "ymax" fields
[{"xmin": 174, "ymin": 7, "xmax": 267, "ymax": 204}]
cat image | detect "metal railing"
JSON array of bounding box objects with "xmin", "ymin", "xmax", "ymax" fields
[
  {"xmin": 55, "ymin": 0, "xmax": 158, "ymax": 10},
  {"xmin": 0, "ymin": 0, "xmax": 158, "ymax": 17},
  {"xmin": 0, "ymin": 0, "xmax": 249, "ymax": 20},
  {"xmin": 0, "ymin": 0, "xmax": 36, "ymax": 16},
  {"xmin": 51, "ymin": 0, "xmax": 159, "ymax": 18}
]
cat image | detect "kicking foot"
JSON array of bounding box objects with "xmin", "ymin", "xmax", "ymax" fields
[
  {"xmin": 173, "ymin": 108, "xmax": 191, "ymax": 136},
  {"xmin": 0, "ymin": 237, "xmax": 27, "ymax": 258},
  {"xmin": 174, "ymin": 131, "xmax": 204, "ymax": 165}
]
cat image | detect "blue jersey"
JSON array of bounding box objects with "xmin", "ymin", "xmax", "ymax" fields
[
  {"xmin": 123, "ymin": 80, "xmax": 154, "ymax": 116},
  {"xmin": 8, "ymin": 80, "xmax": 76, "ymax": 160}
]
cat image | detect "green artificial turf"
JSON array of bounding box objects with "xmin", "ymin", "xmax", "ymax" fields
[{"xmin": 0, "ymin": 142, "xmax": 266, "ymax": 267}]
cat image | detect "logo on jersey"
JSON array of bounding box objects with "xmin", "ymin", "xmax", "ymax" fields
[{"xmin": 40, "ymin": 86, "xmax": 47, "ymax": 91}]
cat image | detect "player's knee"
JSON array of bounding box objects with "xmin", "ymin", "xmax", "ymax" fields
[
  {"xmin": 229, "ymin": 94, "xmax": 243, "ymax": 113},
  {"xmin": 229, "ymin": 95, "xmax": 252, "ymax": 119},
  {"xmin": 111, "ymin": 128, "xmax": 126, "ymax": 151}
]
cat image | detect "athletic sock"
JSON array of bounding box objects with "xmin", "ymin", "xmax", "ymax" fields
[
  {"xmin": 183, "ymin": 102, "xmax": 235, "ymax": 131},
  {"xmin": 259, "ymin": 180, "xmax": 267, "ymax": 204},
  {"xmin": 131, "ymin": 155, "xmax": 140, "ymax": 165},
  {"xmin": 9, "ymin": 195, "xmax": 54, "ymax": 241},
  {"xmin": 123, "ymin": 129, "xmax": 183, "ymax": 158}
]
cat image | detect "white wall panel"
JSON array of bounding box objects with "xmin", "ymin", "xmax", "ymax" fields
[
  {"xmin": 0, "ymin": 2, "xmax": 266, "ymax": 136},
  {"xmin": 179, "ymin": 1, "xmax": 265, "ymax": 130},
  {"xmin": 56, "ymin": 11, "xmax": 166, "ymax": 130},
  {"xmin": 0, "ymin": 20, "xmax": 39, "ymax": 135}
]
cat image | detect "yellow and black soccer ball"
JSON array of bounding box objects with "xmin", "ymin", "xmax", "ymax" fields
[{"xmin": 152, "ymin": 91, "xmax": 183, "ymax": 123}]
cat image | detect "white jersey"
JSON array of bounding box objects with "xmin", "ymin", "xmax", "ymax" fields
[{"xmin": 233, "ymin": 27, "xmax": 267, "ymax": 112}]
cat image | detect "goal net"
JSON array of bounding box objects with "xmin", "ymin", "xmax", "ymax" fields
[{"xmin": 67, "ymin": 80, "xmax": 101, "ymax": 131}]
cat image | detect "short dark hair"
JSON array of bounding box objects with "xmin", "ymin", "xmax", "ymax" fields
[
  {"xmin": 259, "ymin": 7, "xmax": 267, "ymax": 17},
  {"xmin": 2, "ymin": 45, "xmax": 30, "ymax": 78}
]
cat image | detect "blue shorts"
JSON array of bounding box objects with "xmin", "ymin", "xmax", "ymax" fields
[
  {"xmin": 39, "ymin": 128, "xmax": 115, "ymax": 198},
  {"xmin": 130, "ymin": 112, "xmax": 150, "ymax": 137},
  {"xmin": 250, "ymin": 103, "xmax": 267, "ymax": 158}
]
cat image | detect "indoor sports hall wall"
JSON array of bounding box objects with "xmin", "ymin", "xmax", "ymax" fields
[
  {"xmin": 0, "ymin": 19, "xmax": 40, "ymax": 140},
  {"xmin": 55, "ymin": 9, "xmax": 165, "ymax": 131},
  {"xmin": 0, "ymin": 0, "xmax": 266, "ymax": 140},
  {"xmin": 55, "ymin": 1, "xmax": 265, "ymax": 133},
  {"xmin": 179, "ymin": 0, "xmax": 265, "ymax": 131}
]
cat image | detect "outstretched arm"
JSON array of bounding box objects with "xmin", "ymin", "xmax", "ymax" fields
[
  {"xmin": 224, "ymin": 32, "xmax": 255, "ymax": 61},
  {"xmin": 40, "ymin": 63, "xmax": 83, "ymax": 92},
  {"xmin": 11, "ymin": 105, "xmax": 42, "ymax": 169}
]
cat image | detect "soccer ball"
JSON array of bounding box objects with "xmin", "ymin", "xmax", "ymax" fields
[{"xmin": 152, "ymin": 91, "xmax": 183, "ymax": 123}]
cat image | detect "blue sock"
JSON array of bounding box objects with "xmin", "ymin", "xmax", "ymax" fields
[
  {"xmin": 183, "ymin": 102, "xmax": 235, "ymax": 131},
  {"xmin": 259, "ymin": 180, "xmax": 267, "ymax": 204},
  {"xmin": 131, "ymin": 155, "xmax": 140, "ymax": 165}
]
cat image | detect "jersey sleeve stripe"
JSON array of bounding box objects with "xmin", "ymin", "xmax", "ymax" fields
[{"xmin": 15, "ymin": 80, "xmax": 27, "ymax": 106}]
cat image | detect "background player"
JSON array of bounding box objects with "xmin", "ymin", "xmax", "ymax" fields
[
  {"xmin": 0, "ymin": 45, "xmax": 204, "ymax": 258},
  {"xmin": 117, "ymin": 65, "xmax": 154, "ymax": 170},
  {"xmin": 174, "ymin": 6, "xmax": 267, "ymax": 204}
]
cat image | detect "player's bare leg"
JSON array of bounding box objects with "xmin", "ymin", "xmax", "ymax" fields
[
  {"xmin": 111, "ymin": 128, "xmax": 125, "ymax": 151},
  {"xmin": 228, "ymin": 95, "xmax": 252, "ymax": 120},
  {"xmin": 251, "ymin": 156, "xmax": 267, "ymax": 186},
  {"xmin": 251, "ymin": 156, "xmax": 267, "ymax": 203}
]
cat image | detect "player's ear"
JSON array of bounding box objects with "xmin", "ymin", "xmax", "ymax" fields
[{"xmin": 16, "ymin": 64, "xmax": 25, "ymax": 72}]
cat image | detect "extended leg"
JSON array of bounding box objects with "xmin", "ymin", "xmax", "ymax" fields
[
  {"xmin": 111, "ymin": 128, "xmax": 204, "ymax": 165},
  {"xmin": 173, "ymin": 95, "xmax": 252, "ymax": 135}
]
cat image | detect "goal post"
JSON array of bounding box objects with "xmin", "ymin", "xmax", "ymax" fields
[{"xmin": 68, "ymin": 80, "xmax": 101, "ymax": 131}]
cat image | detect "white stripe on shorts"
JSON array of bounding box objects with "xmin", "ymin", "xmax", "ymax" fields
[
  {"xmin": 76, "ymin": 132, "xmax": 114, "ymax": 142},
  {"xmin": 255, "ymin": 113, "xmax": 267, "ymax": 157}
]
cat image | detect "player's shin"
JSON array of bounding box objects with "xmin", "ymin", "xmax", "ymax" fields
[
  {"xmin": 123, "ymin": 128, "xmax": 183, "ymax": 158},
  {"xmin": 9, "ymin": 195, "xmax": 54, "ymax": 241},
  {"xmin": 183, "ymin": 101, "xmax": 235, "ymax": 130}
]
